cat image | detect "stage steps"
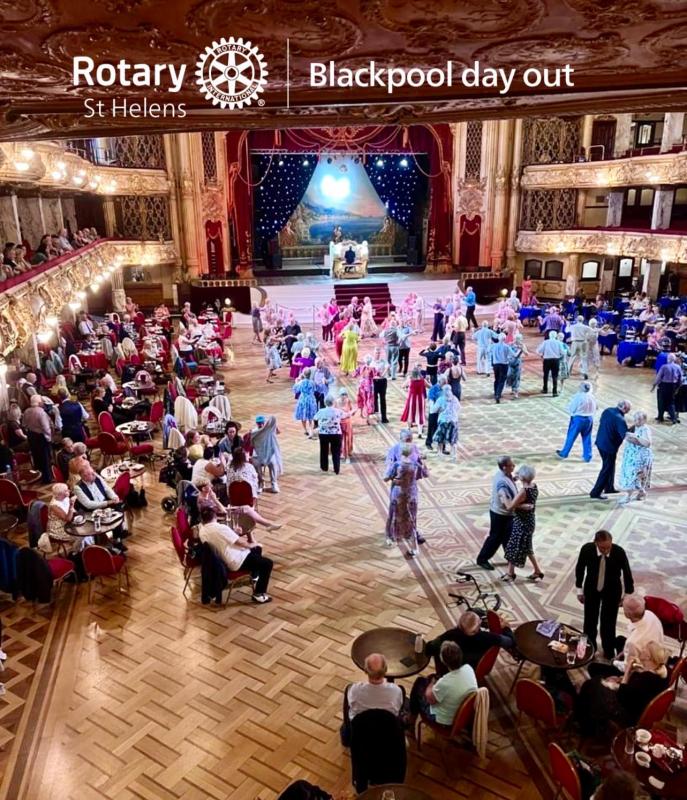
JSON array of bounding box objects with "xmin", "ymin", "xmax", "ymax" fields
[{"xmin": 334, "ymin": 282, "xmax": 392, "ymax": 323}]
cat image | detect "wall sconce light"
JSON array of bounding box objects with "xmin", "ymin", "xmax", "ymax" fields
[
  {"xmin": 76, "ymin": 290, "xmax": 87, "ymax": 300},
  {"xmin": 45, "ymin": 315, "xmax": 59, "ymax": 327},
  {"xmin": 68, "ymin": 301, "xmax": 81, "ymax": 310}
]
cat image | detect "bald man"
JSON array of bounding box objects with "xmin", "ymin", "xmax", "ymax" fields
[
  {"xmin": 426, "ymin": 611, "xmax": 514, "ymax": 673},
  {"xmin": 340, "ymin": 652, "xmax": 404, "ymax": 746}
]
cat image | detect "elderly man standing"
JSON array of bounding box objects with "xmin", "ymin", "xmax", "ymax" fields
[
  {"xmin": 476, "ymin": 455, "xmax": 518, "ymax": 570},
  {"xmin": 22, "ymin": 394, "xmax": 53, "ymax": 483},
  {"xmin": 340, "ymin": 653, "xmax": 404, "ymax": 745},
  {"xmin": 568, "ymin": 315, "xmax": 591, "ymax": 377},
  {"xmin": 651, "ymin": 353, "xmax": 682, "ymax": 424},
  {"xmin": 589, "ymin": 400, "xmax": 631, "ymax": 500},
  {"xmin": 556, "ymin": 381, "xmax": 597, "ymax": 462},
  {"xmin": 575, "ymin": 530, "xmax": 634, "ymax": 659},
  {"xmin": 490, "ymin": 333, "xmax": 512, "ymax": 404},
  {"xmin": 537, "ymin": 331, "xmax": 566, "ymax": 396}
]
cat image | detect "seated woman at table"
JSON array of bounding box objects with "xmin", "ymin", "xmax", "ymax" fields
[
  {"xmin": 91, "ymin": 386, "xmax": 131, "ymax": 426},
  {"xmin": 408, "ymin": 641, "xmax": 477, "ymax": 728},
  {"xmin": 217, "ymin": 421, "xmax": 242, "ymax": 457},
  {"xmin": 154, "ymin": 304, "xmax": 170, "ymax": 322},
  {"xmin": 196, "ymin": 478, "xmax": 280, "ymax": 532},
  {"xmin": 575, "ymin": 641, "xmax": 669, "ymax": 738},
  {"xmin": 39, "ymin": 483, "xmax": 82, "ymax": 555},
  {"xmin": 141, "ymin": 338, "xmax": 160, "ymax": 363},
  {"xmin": 172, "ymin": 446, "xmax": 193, "ymax": 482}
]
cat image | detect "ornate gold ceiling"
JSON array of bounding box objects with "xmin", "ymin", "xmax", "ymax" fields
[{"xmin": 3, "ymin": 0, "xmax": 687, "ymax": 139}]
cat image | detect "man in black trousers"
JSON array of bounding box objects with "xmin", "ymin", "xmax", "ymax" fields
[
  {"xmin": 575, "ymin": 530, "xmax": 634, "ymax": 659},
  {"xmin": 589, "ymin": 400, "xmax": 631, "ymax": 500}
]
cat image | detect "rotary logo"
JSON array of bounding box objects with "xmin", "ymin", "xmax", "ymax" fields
[{"xmin": 195, "ymin": 37, "xmax": 268, "ymax": 110}]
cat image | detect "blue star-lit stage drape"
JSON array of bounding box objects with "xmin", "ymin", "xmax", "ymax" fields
[
  {"xmin": 364, "ymin": 154, "xmax": 428, "ymax": 230},
  {"xmin": 252, "ymin": 154, "xmax": 318, "ymax": 254}
]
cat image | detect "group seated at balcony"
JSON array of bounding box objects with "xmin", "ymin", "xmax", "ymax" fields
[{"xmin": 0, "ymin": 228, "xmax": 100, "ymax": 286}]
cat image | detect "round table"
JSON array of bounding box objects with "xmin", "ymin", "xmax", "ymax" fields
[
  {"xmin": 510, "ymin": 620, "xmax": 595, "ymax": 693},
  {"xmin": 519, "ymin": 306, "xmax": 543, "ymax": 322},
  {"xmin": 0, "ymin": 513, "xmax": 18, "ymax": 537},
  {"xmin": 116, "ymin": 421, "xmax": 153, "ymax": 437},
  {"xmin": 351, "ymin": 627, "xmax": 429, "ymax": 680},
  {"xmin": 17, "ymin": 469, "xmax": 41, "ymax": 487},
  {"xmin": 357, "ymin": 785, "xmax": 433, "ymax": 800},
  {"xmin": 612, "ymin": 730, "xmax": 687, "ymax": 799},
  {"xmin": 66, "ymin": 511, "xmax": 124, "ymax": 538},
  {"xmin": 599, "ymin": 311, "xmax": 620, "ymax": 326},
  {"xmin": 598, "ymin": 332, "xmax": 618, "ymax": 354},
  {"xmin": 101, "ymin": 462, "xmax": 145, "ymax": 483},
  {"xmin": 617, "ymin": 341, "xmax": 649, "ymax": 365}
]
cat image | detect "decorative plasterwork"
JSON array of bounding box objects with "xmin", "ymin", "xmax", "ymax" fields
[
  {"xmin": 515, "ymin": 229, "xmax": 687, "ymax": 263},
  {"xmin": 0, "ymin": 240, "xmax": 177, "ymax": 356},
  {"xmin": 455, "ymin": 178, "xmax": 486, "ymax": 220},
  {"xmin": 201, "ymin": 188, "xmax": 226, "ymax": 221},
  {"xmin": 521, "ymin": 152, "xmax": 687, "ymax": 190},
  {"xmin": 0, "ymin": 141, "xmax": 169, "ymax": 194}
]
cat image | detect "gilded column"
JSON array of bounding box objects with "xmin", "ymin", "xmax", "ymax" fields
[
  {"xmin": 170, "ymin": 133, "xmax": 204, "ymax": 279},
  {"xmin": 102, "ymin": 199, "xmax": 116, "ymax": 237},
  {"xmin": 564, "ymin": 253, "xmax": 580, "ymax": 295},
  {"xmin": 489, "ymin": 120, "xmax": 512, "ymax": 271},
  {"xmin": 576, "ymin": 115, "xmax": 594, "ymax": 224},
  {"xmin": 450, "ymin": 122, "xmax": 464, "ymax": 264},
  {"xmin": 110, "ymin": 268, "xmax": 126, "ymax": 312},
  {"xmin": 480, "ymin": 121, "xmax": 500, "ymax": 266},
  {"xmin": 505, "ymin": 119, "xmax": 523, "ymax": 271},
  {"xmin": 163, "ymin": 134, "xmax": 184, "ymax": 274}
]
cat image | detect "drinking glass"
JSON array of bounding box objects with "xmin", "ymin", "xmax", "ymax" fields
[
  {"xmin": 566, "ymin": 649, "xmax": 576, "ymax": 665},
  {"xmin": 558, "ymin": 626, "xmax": 566, "ymax": 642},
  {"xmin": 625, "ymin": 728, "xmax": 636, "ymax": 755}
]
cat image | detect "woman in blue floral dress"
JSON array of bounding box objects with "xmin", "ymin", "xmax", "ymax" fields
[
  {"xmin": 618, "ymin": 410, "xmax": 653, "ymax": 504},
  {"xmin": 293, "ymin": 367, "xmax": 318, "ymax": 438}
]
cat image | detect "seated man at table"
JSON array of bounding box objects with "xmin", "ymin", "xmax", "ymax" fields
[
  {"xmin": 340, "ymin": 653, "xmax": 404, "ymax": 746},
  {"xmin": 425, "ymin": 611, "xmax": 515, "ymax": 672},
  {"xmin": 409, "ymin": 642, "xmax": 477, "ymax": 727},
  {"xmin": 73, "ymin": 465, "xmax": 128, "ymax": 550},
  {"xmin": 198, "ymin": 506, "xmax": 273, "ymax": 603}
]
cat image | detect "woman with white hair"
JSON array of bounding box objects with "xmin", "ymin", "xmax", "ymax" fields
[
  {"xmin": 506, "ymin": 333, "xmax": 528, "ymax": 399},
  {"xmin": 40, "ymin": 483, "xmax": 79, "ymax": 554},
  {"xmin": 432, "ymin": 384, "xmax": 460, "ymax": 460},
  {"xmin": 586, "ymin": 317, "xmax": 601, "ymax": 379},
  {"xmin": 293, "ymin": 368, "xmax": 318, "ymax": 438},
  {"xmin": 618, "ymin": 411, "xmax": 653, "ymax": 504},
  {"xmin": 502, "ymin": 464, "xmax": 542, "ymax": 582}
]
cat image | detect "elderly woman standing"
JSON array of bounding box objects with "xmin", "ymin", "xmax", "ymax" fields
[
  {"xmin": 383, "ymin": 445, "xmax": 428, "ymax": 557},
  {"xmin": 433, "ymin": 384, "xmax": 461, "ymax": 461},
  {"xmin": 506, "ymin": 333, "xmax": 528, "ymax": 399},
  {"xmin": 251, "ymin": 415, "xmax": 283, "ymax": 494},
  {"xmin": 294, "ymin": 367, "xmax": 318, "ymax": 438},
  {"xmin": 339, "ymin": 322, "xmax": 360, "ymax": 375},
  {"xmin": 502, "ymin": 465, "xmax": 542, "ymax": 582},
  {"xmin": 618, "ymin": 411, "xmax": 653, "ymax": 504}
]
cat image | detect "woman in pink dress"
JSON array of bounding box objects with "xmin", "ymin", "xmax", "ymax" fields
[
  {"xmin": 355, "ymin": 357, "xmax": 376, "ymax": 423},
  {"xmin": 337, "ymin": 389, "xmax": 357, "ymax": 463},
  {"xmin": 332, "ymin": 313, "xmax": 350, "ymax": 361},
  {"xmin": 521, "ymin": 278, "xmax": 533, "ymax": 307},
  {"xmin": 400, "ymin": 365, "xmax": 427, "ymax": 432}
]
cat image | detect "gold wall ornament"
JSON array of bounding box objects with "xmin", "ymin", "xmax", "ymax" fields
[
  {"xmin": 201, "ymin": 188, "xmax": 226, "ymax": 221},
  {"xmin": 455, "ymin": 178, "xmax": 486, "ymax": 221}
]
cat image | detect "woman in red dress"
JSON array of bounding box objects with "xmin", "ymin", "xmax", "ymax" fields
[
  {"xmin": 332, "ymin": 312, "xmax": 350, "ymax": 361},
  {"xmin": 400, "ymin": 365, "xmax": 428, "ymax": 433}
]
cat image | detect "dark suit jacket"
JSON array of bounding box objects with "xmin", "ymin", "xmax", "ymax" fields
[
  {"xmin": 575, "ymin": 542, "xmax": 634, "ymax": 599},
  {"xmin": 595, "ymin": 407, "xmax": 628, "ymax": 453}
]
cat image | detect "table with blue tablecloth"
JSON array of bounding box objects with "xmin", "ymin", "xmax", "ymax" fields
[
  {"xmin": 620, "ymin": 319, "xmax": 643, "ymax": 337},
  {"xmin": 659, "ymin": 296, "xmax": 679, "ymax": 311},
  {"xmin": 617, "ymin": 341, "xmax": 648, "ymax": 365},
  {"xmin": 599, "ymin": 311, "xmax": 620, "ymax": 326},
  {"xmin": 519, "ymin": 306, "xmax": 543, "ymax": 323},
  {"xmin": 613, "ymin": 299, "xmax": 631, "ymax": 314},
  {"xmin": 598, "ymin": 332, "xmax": 618, "ymax": 354}
]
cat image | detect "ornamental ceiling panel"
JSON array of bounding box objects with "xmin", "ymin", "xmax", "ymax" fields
[{"xmin": 1, "ymin": 0, "xmax": 687, "ymax": 138}]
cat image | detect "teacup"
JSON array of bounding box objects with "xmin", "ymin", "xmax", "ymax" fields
[{"xmin": 635, "ymin": 752, "xmax": 651, "ymax": 768}]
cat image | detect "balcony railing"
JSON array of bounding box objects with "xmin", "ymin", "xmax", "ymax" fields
[
  {"xmin": 0, "ymin": 239, "xmax": 177, "ymax": 357},
  {"xmin": 65, "ymin": 135, "xmax": 166, "ymax": 171}
]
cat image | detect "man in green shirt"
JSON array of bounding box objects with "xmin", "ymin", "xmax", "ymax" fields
[{"xmin": 409, "ymin": 641, "xmax": 477, "ymax": 726}]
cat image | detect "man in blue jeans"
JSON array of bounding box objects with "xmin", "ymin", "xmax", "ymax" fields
[{"xmin": 556, "ymin": 381, "xmax": 597, "ymax": 461}]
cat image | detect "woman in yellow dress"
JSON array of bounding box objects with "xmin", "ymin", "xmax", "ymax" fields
[{"xmin": 339, "ymin": 322, "xmax": 360, "ymax": 375}]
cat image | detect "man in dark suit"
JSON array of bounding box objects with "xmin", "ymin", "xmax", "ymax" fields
[
  {"xmin": 575, "ymin": 530, "xmax": 634, "ymax": 658},
  {"xmin": 589, "ymin": 400, "xmax": 631, "ymax": 500}
]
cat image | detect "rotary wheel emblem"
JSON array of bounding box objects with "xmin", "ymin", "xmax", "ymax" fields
[{"xmin": 196, "ymin": 37, "xmax": 268, "ymax": 110}]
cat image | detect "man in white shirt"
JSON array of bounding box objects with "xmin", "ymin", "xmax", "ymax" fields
[
  {"xmin": 616, "ymin": 594, "xmax": 664, "ymax": 670},
  {"xmin": 568, "ymin": 315, "xmax": 591, "ymax": 377},
  {"xmin": 198, "ymin": 507, "xmax": 273, "ymax": 603},
  {"xmin": 536, "ymin": 331, "xmax": 565, "ymax": 396},
  {"xmin": 340, "ymin": 653, "xmax": 404, "ymax": 745},
  {"xmin": 57, "ymin": 228, "xmax": 73, "ymax": 252},
  {"xmin": 73, "ymin": 464, "xmax": 127, "ymax": 551},
  {"xmin": 556, "ymin": 381, "xmax": 597, "ymax": 462},
  {"xmin": 191, "ymin": 455, "xmax": 226, "ymax": 486}
]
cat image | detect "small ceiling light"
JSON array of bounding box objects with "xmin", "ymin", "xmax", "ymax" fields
[
  {"xmin": 76, "ymin": 290, "xmax": 87, "ymax": 299},
  {"xmin": 14, "ymin": 161, "xmax": 30, "ymax": 172},
  {"xmin": 37, "ymin": 330, "xmax": 53, "ymax": 343},
  {"xmin": 20, "ymin": 147, "xmax": 34, "ymax": 160},
  {"xmin": 45, "ymin": 315, "xmax": 59, "ymax": 327},
  {"xmin": 90, "ymin": 283, "xmax": 100, "ymax": 293},
  {"xmin": 68, "ymin": 301, "xmax": 81, "ymax": 310},
  {"xmin": 72, "ymin": 175, "xmax": 84, "ymax": 185},
  {"xmin": 56, "ymin": 160, "xmax": 65, "ymax": 169}
]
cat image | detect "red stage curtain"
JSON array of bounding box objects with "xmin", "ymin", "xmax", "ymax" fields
[
  {"xmin": 205, "ymin": 220, "xmax": 225, "ymax": 275},
  {"xmin": 225, "ymin": 125, "xmax": 453, "ymax": 272},
  {"xmin": 458, "ymin": 215, "xmax": 481, "ymax": 268}
]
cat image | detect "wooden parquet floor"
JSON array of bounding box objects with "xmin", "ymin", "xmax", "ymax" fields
[{"xmin": 1, "ymin": 313, "xmax": 686, "ymax": 800}]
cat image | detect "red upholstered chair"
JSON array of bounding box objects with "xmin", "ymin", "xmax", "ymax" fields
[
  {"xmin": 129, "ymin": 353, "xmax": 142, "ymax": 366},
  {"xmin": 128, "ymin": 440, "xmax": 154, "ymax": 462},
  {"xmin": 669, "ymin": 657, "xmax": 687, "ymax": 693},
  {"xmin": 416, "ymin": 690, "xmax": 476, "ymax": 752},
  {"xmin": 149, "ymin": 401, "xmax": 164, "ymax": 430},
  {"xmin": 13, "ymin": 452, "xmax": 31, "ymax": 467},
  {"xmin": 112, "ymin": 471, "xmax": 131, "ymax": 503},
  {"xmin": 175, "ymin": 507, "xmax": 193, "ymax": 541},
  {"xmin": 82, "ymin": 545, "xmax": 129, "ymax": 603},
  {"xmin": 171, "ymin": 526, "xmax": 200, "ymax": 595},
  {"xmin": 515, "ymin": 679, "xmax": 569, "ymax": 729},
  {"xmin": 228, "ymin": 480, "xmax": 256, "ymax": 508},
  {"xmin": 548, "ymin": 743, "xmax": 581, "ymax": 800},
  {"xmin": 224, "ymin": 568, "xmax": 254, "ymax": 605},
  {"xmin": 115, "ymin": 358, "xmax": 126, "ymax": 376},
  {"xmin": 0, "ymin": 478, "xmax": 38, "ymax": 514},
  {"xmin": 486, "ymin": 610, "xmax": 502, "ymax": 634},
  {"xmin": 47, "ymin": 556, "xmax": 76, "ymax": 598},
  {"xmin": 85, "ymin": 431, "xmax": 100, "ymax": 450},
  {"xmin": 196, "ymin": 365, "xmax": 214, "ymax": 377},
  {"xmin": 52, "ymin": 464, "xmax": 67, "ymax": 483},
  {"xmin": 646, "ymin": 596, "xmax": 687, "ymax": 657},
  {"xmin": 97, "ymin": 432, "xmax": 128, "ymax": 465},
  {"xmin": 98, "ymin": 411, "xmax": 125, "ymax": 441},
  {"xmin": 475, "ymin": 646, "xmax": 500, "ymax": 685},
  {"xmin": 637, "ymin": 688, "xmax": 674, "ymax": 729}
]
